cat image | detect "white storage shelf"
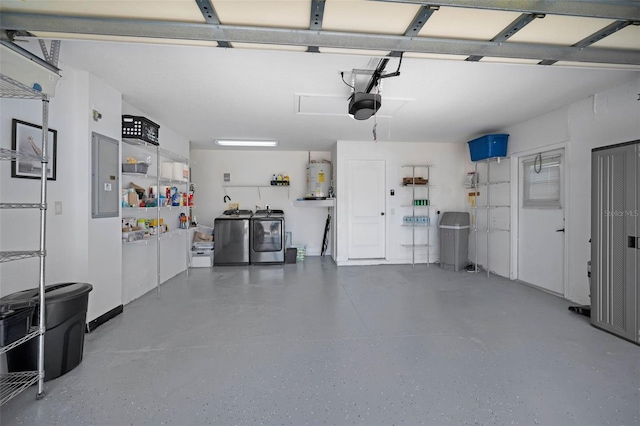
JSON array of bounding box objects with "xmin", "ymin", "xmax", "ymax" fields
[
  {"xmin": 122, "ymin": 228, "xmax": 187, "ymax": 245},
  {"xmin": 121, "ymin": 136, "xmax": 191, "ymax": 295},
  {"xmin": 0, "ymin": 43, "xmax": 61, "ymax": 97},
  {"xmin": 293, "ymin": 199, "xmax": 335, "ymax": 207},
  {"xmin": 402, "ymin": 165, "xmax": 433, "ymax": 266},
  {"xmin": 123, "ymin": 205, "xmax": 192, "ymax": 212},
  {"xmin": 122, "ymin": 173, "xmax": 188, "ymax": 185},
  {"xmin": 469, "ymin": 157, "xmax": 511, "ymax": 276}
]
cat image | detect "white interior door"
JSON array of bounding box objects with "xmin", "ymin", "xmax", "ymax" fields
[
  {"xmin": 348, "ymin": 159, "xmax": 386, "ymax": 259},
  {"xmin": 518, "ymin": 148, "xmax": 565, "ymax": 295}
]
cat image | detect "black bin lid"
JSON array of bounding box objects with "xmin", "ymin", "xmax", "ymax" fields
[
  {"xmin": 0, "ymin": 283, "xmax": 93, "ymax": 304},
  {"xmin": 0, "ymin": 283, "xmax": 93, "ymax": 329},
  {"xmin": 0, "ymin": 300, "xmax": 35, "ymax": 320}
]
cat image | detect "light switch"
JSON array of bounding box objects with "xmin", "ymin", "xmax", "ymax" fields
[{"xmin": 54, "ymin": 201, "xmax": 62, "ymax": 215}]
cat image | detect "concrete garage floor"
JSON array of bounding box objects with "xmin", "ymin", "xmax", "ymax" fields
[{"xmin": 2, "ymin": 257, "xmax": 639, "ymax": 425}]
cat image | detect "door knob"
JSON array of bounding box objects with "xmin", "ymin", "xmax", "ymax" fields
[
  {"xmin": 381, "ymin": 212, "xmax": 385, "ymax": 216},
  {"xmin": 556, "ymin": 228, "xmax": 565, "ymax": 232}
]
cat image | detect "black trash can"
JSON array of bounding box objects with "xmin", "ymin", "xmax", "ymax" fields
[
  {"xmin": 1, "ymin": 283, "xmax": 93, "ymax": 381},
  {"xmin": 0, "ymin": 300, "xmax": 36, "ymax": 346}
]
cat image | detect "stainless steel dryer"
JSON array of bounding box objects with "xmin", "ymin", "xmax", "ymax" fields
[
  {"xmin": 250, "ymin": 209, "xmax": 285, "ymax": 264},
  {"xmin": 213, "ymin": 209, "xmax": 253, "ymax": 266}
]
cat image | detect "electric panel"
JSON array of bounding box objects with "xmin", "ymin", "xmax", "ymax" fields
[{"xmin": 91, "ymin": 132, "xmax": 119, "ymax": 218}]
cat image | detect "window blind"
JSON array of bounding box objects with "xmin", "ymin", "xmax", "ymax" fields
[{"xmin": 523, "ymin": 154, "xmax": 562, "ymax": 209}]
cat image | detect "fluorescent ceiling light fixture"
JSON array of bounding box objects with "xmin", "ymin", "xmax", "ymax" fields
[{"xmin": 215, "ymin": 139, "xmax": 278, "ymax": 147}]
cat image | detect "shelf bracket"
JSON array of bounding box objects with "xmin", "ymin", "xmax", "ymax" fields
[{"xmin": 38, "ymin": 39, "xmax": 60, "ymax": 68}]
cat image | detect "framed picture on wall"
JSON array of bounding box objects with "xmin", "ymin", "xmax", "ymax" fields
[{"xmin": 11, "ymin": 119, "xmax": 57, "ymax": 180}]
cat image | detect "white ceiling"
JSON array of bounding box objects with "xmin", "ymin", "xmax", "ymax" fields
[
  {"xmin": 51, "ymin": 40, "xmax": 636, "ymax": 151},
  {"xmin": 1, "ymin": 0, "xmax": 639, "ymax": 151}
]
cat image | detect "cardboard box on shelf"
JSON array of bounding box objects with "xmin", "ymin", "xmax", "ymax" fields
[
  {"xmin": 402, "ymin": 177, "xmax": 428, "ymax": 185},
  {"xmin": 194, "ymin": 232, "xmax": 213, "ymax": 243},
  {"xmin": 127, "ymin": 190, "xmax": 139, "ymax": 207},
  {"xmin": 122, "ymin": 217, "xmax": 137, "ymax": 228}
]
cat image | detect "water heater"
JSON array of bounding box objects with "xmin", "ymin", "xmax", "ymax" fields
[{"xmin": 306, "ymin": 163, "xmax": 330, "ymax": 198}]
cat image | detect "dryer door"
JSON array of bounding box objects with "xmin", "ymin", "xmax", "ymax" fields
[{"xmin": 252, "ymin": 218, "xmax": 283, "ymax": 253}]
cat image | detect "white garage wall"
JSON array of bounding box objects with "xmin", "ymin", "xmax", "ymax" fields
[
  {"xmin": 190, "ymin": 149, "xmax": 332, "ymax": 255},
  {"xmin": 505, "ymin": 76, "xmax": 640, "ymax": 304},
  {"xmin": 0, "ymin": 64, "xmax": 124, "ymax": 323},
  {"xmin": 335, "ymin": 140, "xmax": 468, "ymax": 265},
  {"xmin": 85, "ymin": 73, "xmax": 123, "ymax": 322},
  {"xmin": 0, "ymin": 69, "xmax": 87, "ymax": 297},
  {"xmin": 0, "ymin": 57, "xmax": 193, "ymax": 322}
]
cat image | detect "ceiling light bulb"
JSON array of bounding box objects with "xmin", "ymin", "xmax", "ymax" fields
[{"xmin": 215, "ymin": 140, "xmax": 278, "ymax": 147}]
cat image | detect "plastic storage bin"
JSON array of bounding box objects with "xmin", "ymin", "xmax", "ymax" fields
[
  {"xmin": 121, "ymin": 163, "xmax": 150, "ymax": 174},
  {"xmin": 467, "ymin": 134, "xmax": 509, "ymax": 162},
  {"xmin": 2, "ymin": 282, "xmax": 93, "ymax": 381},
  {"xmin": 122, "ymin": 115, "xmax": 160, "ymax": 145},
  {"xmin": 191, "ymin": 250, "xmax": 213, "ymax": 267},
  {"xmin": 439, "ymin": 212, "xmax": 471, "ymax": 272},
  {"xmin": 122, "ymin": 227, "xmax": 144, "ymax": 242},
  {"xmin": 292, "ymin": 245, "xmax": 306, "ymax": 262},
  {"xmin": 0, "ymin": 300, "xmax": 35, "ymax": 346}
]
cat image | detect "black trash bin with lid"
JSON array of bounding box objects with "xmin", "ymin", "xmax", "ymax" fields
[
  {"xmin": 0, "ymin": 300, "xmax": 36, "ymax": 347},
  {"xmin": 1, "ymin": 282, "xmax": 93, "ymax": 381}
]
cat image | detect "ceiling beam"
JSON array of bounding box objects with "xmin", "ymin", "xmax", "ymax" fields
[
  {"xmin": 387, "ymin": 5, "xmax": 440, "ymax": 57},
  {"xmin": 309, "ymin": 0, "xmax": 326, "ymax": 31},
  {"xmin": 404, "ymin": 5, "xmax": 439, "ymax": 36},
  {"xmin": 466, "ymin": 13, "xmax": 541, "ymax": 61},
  {"xmin": 2, "ymin": 12, "xmax": 639, "ymax": 65},
  {"xmin": 574, "ymin": 20, "xmax": 636, "ymax": 48},
  {"xmin": 307, "ymin": 0, "xmax": 326, "ymax": 53},
  {"xmin": 370, "ymin": 0, "xmax": 640, "ymax": 21},
  {"xmin": 540, "ymin": 20, "xmax": 636, "ymax": 65},
  {"xmin": 194, "ymin": 0, "xmax": 220, "ymax": 25},
  {"xmin": 193, "ymin": 0, "xmax": 231, "ymax": 48}
]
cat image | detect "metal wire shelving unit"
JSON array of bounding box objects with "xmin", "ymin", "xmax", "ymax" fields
[
  {"xmin": 122, "ymin": 137, "xmax": 191, "ymax": 286},
  {"xmin": 0, "ymin": 41, "xmax": 61, "ymax": 406},
  {"xmin": 470, "ymin": 157, "xmax": 511, "ymax": 277},
  {"xmin": 401, "ymin": 165, "xmax": 433, "ymax": 266}
]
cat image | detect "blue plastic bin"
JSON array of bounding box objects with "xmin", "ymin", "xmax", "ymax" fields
[{"xmin": 468, "ymin": 134, "xmax": 509, "ymax": 161}]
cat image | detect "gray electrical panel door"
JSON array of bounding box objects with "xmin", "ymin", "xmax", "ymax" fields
[
  {"xmin": 591, "ymin": 141, "xmax": 639, "ymax": 343},
  {"xmin": 91, "ymin": 132, "xmax": 120, "ymax": 218}
]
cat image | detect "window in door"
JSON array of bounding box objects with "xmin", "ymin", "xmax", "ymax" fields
[{"xmin": 523, "ymin": 153, "xmax": 562, "ymax": 209}]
